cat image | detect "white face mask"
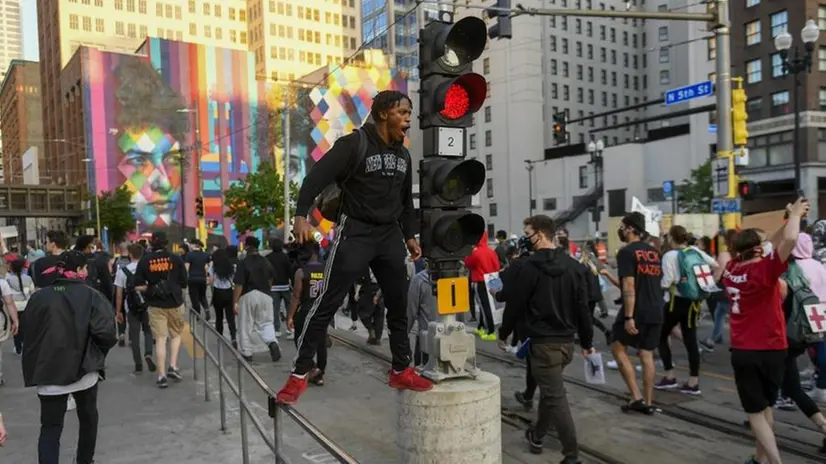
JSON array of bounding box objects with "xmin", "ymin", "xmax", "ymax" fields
[{"xmin": 762, "ymin": 241, "xmax": 774, "ymax": 257}]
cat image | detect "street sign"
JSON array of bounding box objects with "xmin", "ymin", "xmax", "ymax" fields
[
  {"xmin": 664, "ymin": 80, "xmax": 714, "ymax": 106},
  {"xmin": 708, "ymin": 124, "xmax": 717, "ymax": 133},
  {"xmin": 662, "ymin": 180, "xmax": 674, "ymax": 199},
  {"xmin": 711, "ymin": 198, "xmax": 741, "ymax": 214},
  {"xmin": 712, "ymin": 158, "xmax": 729, "ymax": 197}
]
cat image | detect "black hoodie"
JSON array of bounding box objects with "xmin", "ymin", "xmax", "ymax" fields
[
  {"xmin": 502, "ymin": 248, "xmax": 594, "ymax": 349},
  {"xmin": 294, "ymin": 122, "xmax": 416, "ymax": 239}
]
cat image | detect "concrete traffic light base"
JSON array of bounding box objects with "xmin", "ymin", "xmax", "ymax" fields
[{"xmin": 396, "ymin": 371, "xmax": 502, "ymax": 464}]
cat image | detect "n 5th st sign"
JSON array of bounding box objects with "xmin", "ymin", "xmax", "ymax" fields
[{"xmin": 665, "ymin": 80, "xmax": 714, "ymax": 106}]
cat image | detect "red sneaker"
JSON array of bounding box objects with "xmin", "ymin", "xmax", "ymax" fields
[
  {"xmin": 388, "ymin": 367, "xmax": 433, "ymax": 392},
  {"xmin": 276, "ymin": 374, "xmax": 309, "ymax": 405}
]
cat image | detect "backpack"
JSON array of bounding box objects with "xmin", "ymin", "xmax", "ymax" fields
[
  {"xmin": 314, "ymin": 128, "xmax": 369, "ymax": 221},
  {"xmin": 121, "ymin": 267, "xmax": 148, "ymax": 314},
  {"xmin": 783, "ymin": 262, "xmax": 826, "ymax": 346},
  {"xmin": 676, "ymin": 248, "xmax": 715, "ymax": 301}
]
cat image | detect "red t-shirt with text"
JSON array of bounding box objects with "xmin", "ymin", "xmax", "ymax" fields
[{"xmin": 722, "ymin": 251, "xmax": 788, "ymax": 351}]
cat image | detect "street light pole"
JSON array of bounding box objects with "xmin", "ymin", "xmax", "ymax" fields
[
  {"xmin": 524, "ymin": 160, "xmax": 534, "ymax": 216},
  {"xmin": 283, "ymin": 93, "xmax": 292, "ymax": 242},
  {"xmin": 774, "ymin": 19, "xmax": 820, "ymax": 192}
]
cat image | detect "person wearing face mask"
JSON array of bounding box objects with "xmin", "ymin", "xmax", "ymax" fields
[
  {"xmin": 722, "ymin": 197, "xmax": 809, "ymax": 464},
  {"xmin": 602, "ymin": 212, "xmax": 664, "ymax": 415}
]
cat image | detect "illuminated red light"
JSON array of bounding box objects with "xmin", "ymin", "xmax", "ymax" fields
[{"xmin": 440, "ymin": 84, "xmax": 471, "ymax": 119}]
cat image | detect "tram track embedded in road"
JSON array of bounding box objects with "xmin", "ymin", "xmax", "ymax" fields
[
  {"xmin": 474, "ymin": 346, "xmax": 826, "ymax": 463},
  {"xmin": 328, "ymin": 330, "xmax": 626, "ymax": 464}
]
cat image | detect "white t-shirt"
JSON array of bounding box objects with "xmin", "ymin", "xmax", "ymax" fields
[
  {"xmin": 661, "ymin": 246, "xmax": 718, "ymax": 299},
  {"xmin": 0, "ymin": 279, "xmax": 13, "ymax": 304},
  {"xmin": 114, "ymin": 261, "xmax": 139, "ymax": 313}
]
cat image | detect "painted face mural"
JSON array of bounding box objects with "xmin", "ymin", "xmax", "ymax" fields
[{"xmin": 117, "ymin": 126, "xmax": 183, "ymax": 227}]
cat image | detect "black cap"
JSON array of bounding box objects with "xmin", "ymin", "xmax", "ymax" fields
[
  {"xmin": 151, "ymin": 230, "xmax": 168, "ymax": 247},
  {"xmin": 622, "ymin": 212, "xmax": 647, "ymax": 236}
]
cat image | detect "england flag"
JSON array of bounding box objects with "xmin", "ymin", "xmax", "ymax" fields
[{"xmin": 693, "ymin": 264, "xmax": 720, "ymax": 292}]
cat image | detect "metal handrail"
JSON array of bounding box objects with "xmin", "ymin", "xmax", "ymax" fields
[{"xmin": 187, "ymin": 308, "xmax": 360, "ymax": 464}]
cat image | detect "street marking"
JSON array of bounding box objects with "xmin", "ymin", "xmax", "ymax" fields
[
  {"xmin": 715, "ymin": 386, "xmax": 738, "ymax": 394},
  {"xmin": 675, "ymin": 365, "xmax": 735, "ymax": 382},
  {"xmin": 181, "ymin": 321, "xmax": 205, "ymax": 360}
]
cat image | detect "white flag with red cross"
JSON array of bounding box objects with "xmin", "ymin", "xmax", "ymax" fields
[
  {"xmin": 693, "ymin": 264, "xmax": 720, "ymax": 292},
  {"xmin": 804, "ymin": 304, "xmax": 826, "ymax": 334}
]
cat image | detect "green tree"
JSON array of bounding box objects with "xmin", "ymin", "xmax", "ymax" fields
[
  {"xmin": 83, "ymin": 186, "xmax": 136, "ymax": 243},
  {"xmin": 676, "ymin": 160, "xmax": 713, "ymax": 214},
  {"xmin": 224, "ymin": 162, "xmax": 299, "ymax": 234}
]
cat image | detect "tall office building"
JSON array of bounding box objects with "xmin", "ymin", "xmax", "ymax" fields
[
  {"xmin": 460, "ymin": 0, "xmax": 715, "ymax": 235},
  {"xmin": 361, "ymin": 0, "xmax": 446, "ymax": 79},
  {"xmin": 0, "ymin": 0, "xmax": 23, "ymax": 78},
  {"xmin": 36, "ymin": 0, "xmax": 364, "ymax": 185},
  {"xmin": 0, "ymin": 60, "xmax": 44, "ymax": 185},
  {"xmin": 731, "ymin": 0, "xmax": 826, "ymax": 218}
]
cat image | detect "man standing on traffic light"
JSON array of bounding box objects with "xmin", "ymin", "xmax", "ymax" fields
[{"xmin": 277, "ymin": 90, "xmax": 432, "ymax": 405}]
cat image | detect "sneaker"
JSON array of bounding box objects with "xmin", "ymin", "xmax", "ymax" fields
[
  {"xmin": 388, "ymin": 367, "xmax": 434, "ymax": 392},
  {"xmin": 524, "ymin": 429, "xmax": 543, "ymax": 454},
  {"xmin": 275, "ymin": 331, "xmax": 282, "ymax": 338},
  {"xmin": 800, "ymin": 367, "xmax": 815, "ymax": 379},
  {"xmin": 286, "ymin": 331, "xmax": 295, "ymax": 341},
  {"xmin": 514, "ymin": 391, "xmax": 534, "ymax": 411},
  {"xmin": 231, "ymin": 339, "xmax": 238, "ymax": 349},
  {"xmin": 505, "ymin": 345, "xmax": 518, "ymax": 355},
  {"xmin": 309, "ymin": 369, "xmax": 325, "ymax": 386},
  {"xmin": 367, "ymin": 328, "xmax": 377, "ymax": 344},
  {"xmin": 168, "ymin": 367, "xmax": 183, "ymax": 382},
  {"xmin": 679, "ymin": 383, "xmax": 702, "ymax": 396},
  {"xmin": 243, "ymin": 354, "xmax": 254, "ymax": 363},
  {"xmin": 475, "ymin": 328, "xmax": 486, "ymax": 338},
  {"xmin": 699, "ymin": 339, "xmax": 715, "ymax": 352},
  {"xmin": 268, "ymin": 342, "xmax": 282, "ymax": 362},
  {"xmin": 157, "ymin": 376, "xmax": 169, "ymax": 389},
  {"xmin": 276, "ymin": 374, "xmax": 309, "ymax": 405},
  {"xmin": 144, "ymin": 355, "xmax": 157, "ymax": 373},
  {"xmin": 483, "ymin": 333, "xmax": 497, "ymax": 341},
  {"xmin": 607, "ymin": 360, "xmax": 619, "ymax": 370},
  {"xmin": 654, "ymin": 377, "xmax": 678, "ymax": 390},
  {"xmin": 809, "ymin": 388, "xmax": 826, "ymax": 403},
  {"xmin": 774, "ymin": 396, "xmax": 796, "ymax": 411}
]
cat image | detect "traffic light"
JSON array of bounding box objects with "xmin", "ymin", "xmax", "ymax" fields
[
  {"xmin": 738, "ymin": 180, "xmax": 758, "ymax": 200},
  {"xmin": 207, "ymin": 219, "xmax": 219, "ymax": 228},
  {"xmin": 419, "ymin": 16, "xmax": 489, "ymax": 129},
  {"xmin": 419, "ymin": 16, "xmax": 488, "ymax": 263},
  {"xmin": 552, "ymin": 110, "xmax": 569, "ymax": 145},
  {"xmin": 486, "ymin": 0, "xmax": 513, "ymax": 40},
  {"xmin": 195, "ymin": 196, "xmax": 204, "ymax": 217},
  {"xmin": 732, "ymin": 88, "xmax": 749, "ymax": 146}
]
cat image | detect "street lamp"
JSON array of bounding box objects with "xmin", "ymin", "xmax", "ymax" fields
[
  {"xmin": 773, "ymin": 19, "xmax": 820, "ymax": 192},
  {"xmin": 587, "ymin": 138, "xmax": 606, "ymax": 232},
  {"xmin": 177, "ymin": 107, "xmax": 202, "ymax": 240},
  {"xmin": 524, "ymin": 160, "xmax": 535, "ymax": 216},
  {"xmin": 82, "ymin": 158, "xmax": 102, "ymax": 237}
]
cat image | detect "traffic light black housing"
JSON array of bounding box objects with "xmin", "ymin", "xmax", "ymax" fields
[
  {"xmin": 420, "ymin": 73, "xmax": 487, "ymax": 129},
  {"xmin": 195, "ymin": 196, "xmax": 204, "ymax": 217},
  {"xmin": 486, "ymin": 0, "xmax": 513, "ymax": 40},
  {"xmin": 420, "ymin": 210, "xmax": 486, "ymax": 261},
  {"xmin": 420, "ymin": 158, "xmax": 486, "ymax": 208},
  {"xmin": 552, "ymin": 110, "xmax": 569, "ymax": 145},
  {"xmin": 738, "ymin": 181, "xmax": 758, "ymax": 200}
]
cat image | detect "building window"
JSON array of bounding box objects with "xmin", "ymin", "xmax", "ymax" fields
[
  {"xmin": 659, "ymin": 47, "xmax": 669, "ymax": 63},
  {"xmin": 82, "ymin": 16, "xmax": 91, "ymax": 31},
  {"xmin": 578, "ymin": 166, "xmax": 588, "ymax": 188},
  {"xmin": 138, "ymin": 0, "xmax": 146, "ymax": 13},
  {"xmin": 128, "ymin": 23, "xmax": 136, "ymax": 38},
  {"xmin": 771, "ymin": 53, "xmax": 786, "ymax": 77},
  {"xmin": 188, "ymin": 0, "xmax": 196, "ymax": 13},
  {"xmin": 819, "ymin": 47, "xmax": 826, "ymax": 71},
  {"xmin": 659, "ymin": 70, "xmax": 670, "ymax": 85},
  {"xmin": 485, "ymin": 154, "xmax": 493, "ymax": 170},
  {"xmin": 820, "ymin": 6, "xmax": 826, "ymax": 31},
  {"xmin": 126, "ymin": 0, "xmax": 135, "ymax": 12},
  {"xmin": 115, "ymin": 21, "xmax": 124, "ymax": 36},
  {"xmin": 745, "ymin": 20, "xmax": 761, "ymax": 46},
  {"xmin": 69, "ymin": 14, "xmax": 79, "ymax": 29},
  {"xmin": 770, "ymin": 11, "xmax": 788, "ymax": 38},
  {"xmin": 543, "ymin": 198, "xmax": 557, "ymax": 211},
  {"xmin": 189, "ymin": 23, "xmax": 197, "ymax": 36},
  {"xmin": 203, "ymin": 3, "xmax": 211, "ymax": 15},
  {"xmin": 707, "ymin": 37, "xmax": 716, "ymax": 60},
  {"xmin": 483, "ymin": 57, "xmax": 490, "ymax": 74},
  {"xmin": 489, "ymin": 203, "xmax": 498, "ymax": 217},
  {"xmin": 746, "ymin": 0, "xmax": 760, "ymax": 7},
  {"xmin": 486, "ymin": 179, "xmax": 494, "ymax": 198},
  {"xmin": 746, "ymin": 59, "xmax": 762, "ymax": 84},
  {"xmin": 820, "ymin": 88, "xmax": 826, "ymax": 111},
  {"xmin": 469, "ymin": 134, "xmax": 476, "ymax": 150},
  {"xmin": 771, "ymin": 91, "xmax": 790, "ymax": 116},
  {"xmin": 115, "ymin": 0, "xmax": 123, "ymax": 10},
  {"xmin": 484, "ymin": 106, "xmax": 491, "ymax": 123},
  {"xmin": 485, "ymin": 130, "xmax": 492, "ymax": 147},
  {"xmin": 747, "ymin": 98, "xmax": 762, "ymax": 119},
  {"xmin": 658, "ymin": 26, "xmax": 668, "ymax": 42},
  {"xmin": 96, "ymin": 18, "xmax": 104, "ymax": 32}
]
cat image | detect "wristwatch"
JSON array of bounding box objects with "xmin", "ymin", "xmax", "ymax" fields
[{"xmin": 624, "ymin": 315, "xmax": 634, "ymax": 321}]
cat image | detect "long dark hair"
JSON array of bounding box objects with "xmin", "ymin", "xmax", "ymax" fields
[
  {"xmin": 9, "ymin": 258, "xmax": 25, "ymax": 296},
  {"xmin": 211, "ymin": 248, "xmax": 234, "ymax": 281}
]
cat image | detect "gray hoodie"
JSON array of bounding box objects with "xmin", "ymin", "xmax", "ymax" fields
[{"xmin": 406, "ymin": 270, "xmax": 437, "ymax": 349}]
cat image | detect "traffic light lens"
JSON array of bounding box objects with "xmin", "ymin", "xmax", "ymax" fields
[
  {"xmin": 441, "ymin": 84, "xmax": 470, "ymax": 119},
  {"xmin": 438, "ymin": 17, "xmax": 488, "ymax": 67},
  {"xmin": 438, "ymin": 160, "xmax": 486, "ymax": 201},
  {"xmin": 434, "ymin": 214, "xmax": 486, "ymax": 253}
]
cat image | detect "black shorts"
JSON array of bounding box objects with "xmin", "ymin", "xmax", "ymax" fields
[
  {"xmin": 611, "ymin": 317, "xmax": 661, "ymax": 351},
  {"xmin": 731, "ymin": 349, "xmax": 786, "ymax": 414}
]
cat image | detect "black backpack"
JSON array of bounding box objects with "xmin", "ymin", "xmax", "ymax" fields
[
  {"xmin": 314, "ymin": 128, "xmax": 368, "ymax": 221},
  {"xmin": 121, "ymin": 267, "xmax": 148, "ymax": 314}
]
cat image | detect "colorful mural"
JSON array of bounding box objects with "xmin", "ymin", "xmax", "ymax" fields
[
  {"xmin": 82, "ymin": 39, "xmax": 267, "ymax": 244},
  {"xmin": 281, "ymin": 64, "xmax": 408, "ymax": 236}
]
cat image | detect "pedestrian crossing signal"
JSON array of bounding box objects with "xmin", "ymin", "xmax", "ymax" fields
[
  {"xmin": 738, "ymin": 180, "xmax": 757, "ymax": 200},
  {"xmin": 195, "ymin": 196, "xmax": 204, "ymax": 217}
]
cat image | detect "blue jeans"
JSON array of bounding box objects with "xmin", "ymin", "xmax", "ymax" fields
[
  {"xmin": 270, "ymin": 290, "xmax": 291, "ymax": 332},
  {"xmin": 814, "ymin": 341, "xmax": 826, "ymax": 389},
  {"xmin": 711, "ymin": 300, "xmax": 729, "ymax": 344}
]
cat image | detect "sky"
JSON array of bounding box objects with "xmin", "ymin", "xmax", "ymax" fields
[{"xmin": 22, "ymin": 0, "xmax": 38, "ymax": 61}]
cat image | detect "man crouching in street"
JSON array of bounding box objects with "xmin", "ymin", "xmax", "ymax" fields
[{"xmin": 501, "ymin": 215, "xmax": 595, "ymax": 463}]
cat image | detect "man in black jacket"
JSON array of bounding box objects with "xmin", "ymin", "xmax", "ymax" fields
[
  {"xmin": 277, "ymin": 90, "xmax": 431, "ymax": 405},
  {"xmin": 267, "ymin": 237, "xmax": 293, "ymax": 336},
  {"xmin": 74, "ymin": 235, "xmax": 115, "ymax": 303},
  {"xmin": 502, "ymin": 215, "xmax": 594, "ymax": 463},
  {"xmin": 22, "ymin": 250, "xmax": 117, "ymax": 464}
]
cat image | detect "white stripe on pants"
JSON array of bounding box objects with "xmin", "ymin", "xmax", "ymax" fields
[{"xmin": 237, "ymin": 289, "xmax": 277, "ymax": 357}]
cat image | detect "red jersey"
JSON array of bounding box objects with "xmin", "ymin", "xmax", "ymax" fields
[{"xmin": 722, "ymin": 251, "xmax": 789, "ymax": 351}]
